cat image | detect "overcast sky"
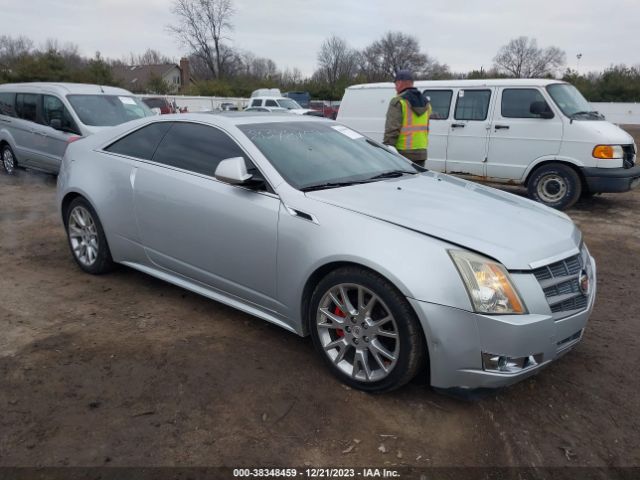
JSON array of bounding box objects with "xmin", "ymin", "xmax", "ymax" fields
[{"xmin": 2, "ymin": 0, "xmax": 639, "ymax": 75}]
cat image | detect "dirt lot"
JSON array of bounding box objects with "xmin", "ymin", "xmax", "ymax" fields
[{"xmin": 0, "ymin": 130, "xmax": 639, "ymax": 471}]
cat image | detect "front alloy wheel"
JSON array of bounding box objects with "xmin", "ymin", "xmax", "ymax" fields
[
  {"xmin": 309, "ymin": 267, "xmax": 426, "ymax": 392},
  {"xmin": 316, "ymin": 283, "xmax": 400, "ymax": 383}
]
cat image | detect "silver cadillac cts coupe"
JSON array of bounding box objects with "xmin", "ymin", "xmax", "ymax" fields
[{"xmin": 56, "ymin": 113, "xmax": 596, "ymax": 393}]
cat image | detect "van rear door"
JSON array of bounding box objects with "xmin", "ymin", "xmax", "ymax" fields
[
  {"xmin": 445, "ymin": 88, "xmax": 494, "ymax": 177},
  {"xmin": 486, "ymin": 87, "xmax": 562, "ymax": 181}
]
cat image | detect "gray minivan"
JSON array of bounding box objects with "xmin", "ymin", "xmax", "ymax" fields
[{"xmin": 0, "ymin": 82, "xmax": 153, "ymax": 175}]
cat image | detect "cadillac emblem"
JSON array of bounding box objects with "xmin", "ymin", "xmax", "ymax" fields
[{"xmin": 579, "ymin": 269, "xmax": 590, "ymax": 296}]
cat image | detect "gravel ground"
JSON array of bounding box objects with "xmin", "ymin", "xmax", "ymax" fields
[{"xmin": 0, "ymin": 130, "xmax": 639, "ymax": 470}]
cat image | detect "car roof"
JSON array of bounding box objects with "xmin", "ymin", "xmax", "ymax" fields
[
  {"xmin": 346, "ymin": 79, "xmax": 568, "ymax": 90},
  {"xmin": 0, "ymin": 82, "xmax": 136, "ymax": 96},
  {"xmin": 157, "ymin": 111, "xmax": 329, "ymax": 127}
]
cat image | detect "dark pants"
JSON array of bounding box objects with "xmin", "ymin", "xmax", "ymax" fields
[{"xmin": 398, "ymin": 149, "xmax": 427, "ymax": 168}]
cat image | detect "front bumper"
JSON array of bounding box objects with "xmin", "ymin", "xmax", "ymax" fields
[
  {"xmin": 409, "ymin": 256, "xmax": 597, "ymax": 390},
  {"xmin": 581, "ymin": 165, "xmax": 640, "ymax": 193}
]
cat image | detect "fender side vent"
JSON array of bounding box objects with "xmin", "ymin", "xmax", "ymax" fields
[{"xmin": 285, "ymin": 205, "xmax": 318, "ymax": 224}]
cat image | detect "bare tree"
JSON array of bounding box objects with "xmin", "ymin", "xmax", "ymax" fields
[
  {"xmin": 316, "ymin": 36, "xmax": 360, "ymax": 91},
  {"xmin": 0, "ymin": 35, "xmax": 33, "ymax": 65},
  {"xmin": 493, "ymin": 37, "xmax": 566, "ymax": 78},
  {"xmin": 168, "ymin": 0, "xmax": 235, "ymax": 79},
  {"xmin": 360, "ymin": 32, "xmax": 430, "ymax": 81},
  {"xmin": 128, "ymin": 48, "xmax": 174, "ymax": 66}
]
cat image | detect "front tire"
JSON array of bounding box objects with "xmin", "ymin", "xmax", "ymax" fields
[
  {"xmin": 309, "ymin": 267, "xmax": 426, "ymax": 393},
  {"xmin": 2, "ymin": 144, "xmax": 17, "ymax": 175},
  {"xmin": 64, "ymin": 197, "xmax": 114, "ymax": 274},
  {"xmin": 527, "ymin": 163, "xmax": 582, "ymax": 210}
]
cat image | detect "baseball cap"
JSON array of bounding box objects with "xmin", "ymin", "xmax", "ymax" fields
[{"xmin": 394, "ymin": 69, "xmax": 414, "ymax": 81}]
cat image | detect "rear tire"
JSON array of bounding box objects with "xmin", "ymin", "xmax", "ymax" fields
[
  {"xmin": 64, "ymin": 197, "xmax": 115, "ymax": 274},
  {"xmin": 309, "ymin": 266, "xmax": 426, "ymax": 393},
  {"xmin": 527, "ymin": 163, "xmax": 582, "ymax": 210},
  {"xmin": 2, "ymin": 144, "xmax": 17, "ymax": 175}
]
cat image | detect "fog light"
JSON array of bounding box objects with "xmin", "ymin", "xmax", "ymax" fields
[{"xmin": 482, "ymin": 352, "xmax": 543, "ymax": 373}]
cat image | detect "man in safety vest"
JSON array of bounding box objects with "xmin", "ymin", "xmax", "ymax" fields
[{"xmin": 383, "ymin": 69, "xmax": 431, "ymax": 167}]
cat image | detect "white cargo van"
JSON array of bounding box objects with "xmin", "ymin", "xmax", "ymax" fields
[
  {"xmin": 337, "ymin": 79, "xmax": 639, "ymax": 209},
  {"xmin": 0, "ymin": 82, "xmax": 153, "ymax": 175}
]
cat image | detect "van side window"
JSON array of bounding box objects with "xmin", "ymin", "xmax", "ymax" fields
[
  {"xmin": 42, "ymin": 95, "xmax": 80, "ymax": 134},
  {"xmin": 265, "ymin": 99, "xmax": 278, "ymax": 107},
  {"xmin": 152, "ymin": 122, "xmax": 248, "ymax": 177},
  {"xmin": 250, "ymin": 99, "xmax": 262, "ymax": 107},
  {"xmin": 454, "ymin": 90, "xmax": 491, "ymax": 121},
  {"xmin": 422, "ymin": 90, "xmax": 452, "ymax": 120},
  {"xmin": 0, "ymin": 92, "xmax": 16, "ymax": 117},
  {"xmin": 501, "ymin": 89, "xmax": 552, "ymax": 118},
  {"xmin": 105, "ymin": 122, "xmax": 173, "ymax": 160},
  {"xmin": 15, "ymin": 93, "xmax": 39, "ymax": 123}
]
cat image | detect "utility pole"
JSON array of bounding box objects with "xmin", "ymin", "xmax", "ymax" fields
[{"xmin": 576, "ymin": 53, "xmax": 583, "ymax": 73}]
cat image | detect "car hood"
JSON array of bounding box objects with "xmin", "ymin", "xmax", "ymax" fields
[{"xmin": 305, "ymin": 172, "xmax": 581, "ymax": 270}]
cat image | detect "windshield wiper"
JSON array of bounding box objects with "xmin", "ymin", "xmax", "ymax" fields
[
  {"xmin": 300, "ymin": 181, "xmax": 369, "ymax": 192},
  {"xmin": 367, "ymin": 170, "xmax": 417, "ymax": 180},
  {"xmin": 569, "ymin": 110, "xmax": 602, "ymax": 121}
]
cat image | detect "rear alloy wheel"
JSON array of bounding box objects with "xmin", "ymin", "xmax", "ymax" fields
[
  {"xmin": 2, "ymin": 145, "xmax": 17, "ymax": 175},
  {"xmin": 527, "ymin": 163, "xmax": 582, "ymax": 210},
  {"xmin": 65, "ymin": 197, "xmax": 114, "ymax": 274},
  {"xmin": 309, "ymin": 267, "xmax": 425, "ymax": 392}
]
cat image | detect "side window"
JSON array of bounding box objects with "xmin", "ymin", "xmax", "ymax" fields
[
  {"xmin": 105, "ymin": 122, "xmax": 172, "ymax": 159},
  {"xmin": 422, "ymin": 90, "xmax": 452, "ymax": 120},
  {"xmin": 501, "ymin": 89, "xmax": 552, "ymax": 118},
  {"xmin": 0, "ymin": 92, "xmax": 16, "ymax": 117},
  {"xmin": 250, "ymin": 99, "xmax": 261, "ymax": 107},
  {"xmin": 15, "ymin": 93, "xmax": 39, "ymax": 122},
  {"xmin": 454, "ymin": 90, "xmax": 491, "ymax": 121},
  {"xmin": 152, "ymin": 122, "xmax": 246, "ymax": 177},
  {"xmin": 42, "ymin": 95, "xmax": 80, "ymax": 134},
  {"xmin": 265, "ymin": 99, "xmax": 278, "ymax": 107}
]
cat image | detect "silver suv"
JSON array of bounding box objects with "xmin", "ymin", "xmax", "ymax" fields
[{"xmin": 0, "ymin": 82, "xmax": 153, "ymax": 175}]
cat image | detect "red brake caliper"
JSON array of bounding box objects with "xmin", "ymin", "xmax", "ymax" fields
[{"xmin": 334, "ymin": 304, "xmax": 346, "ymax": 337}]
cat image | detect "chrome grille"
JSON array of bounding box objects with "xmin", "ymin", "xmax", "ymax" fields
[
  {"xmin": 622, "ymin": 144, "xmax": 636, "ymax": 169},
  {"xmin": 533, "ymin": 249, "xmax": 590, "ymax": 318}
]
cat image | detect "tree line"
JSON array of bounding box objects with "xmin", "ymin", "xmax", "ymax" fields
[{"xmin": 1, "ymin": 0, "xmax": 640, "ymax": 103}]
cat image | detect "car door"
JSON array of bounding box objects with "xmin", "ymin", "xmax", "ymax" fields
[
  {"xmin": 421, "ymin": 89, "xmax": 453, "ymax": 172},
  {"xmin": 39, "ymin": 95, "xmax": 82, "ymax": 172},
  {"xmin": 132, "ymin": 121, "xmax": 281, "ymax": 311},
  {"xmin": 12, "ymin": 93, "xmax": 44, "ymax": 168},
  {"xmin": 486, "ymin": 87, "xmax": 562, "ymax": 181},
  {"xmin": 445, "ymin": 88, "xmax": 494, "ymax": 177}
]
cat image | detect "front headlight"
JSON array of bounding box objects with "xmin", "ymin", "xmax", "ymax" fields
[
  {"xmin": 449, "ymin": 250, "xmax": 527, "ymax": 314},
  {"xmin": 592, "ymin": 145, "xmax": 623, "ymax": 159}
]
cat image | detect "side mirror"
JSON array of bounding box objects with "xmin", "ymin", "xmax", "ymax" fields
[
  {"xmin": 215, "ymin": 157, "xmax": 253, "ymax": 185},
  {"xmin": 49, "ymin": 118, "xmax": 62, "ymax": 130},
  {"xmin": 151, "ymin": 107, "xmax": 162, "ymax": 116},
  {"xmin": 530, "ymin": 101, "xmax": 554, "ymax": 119}
]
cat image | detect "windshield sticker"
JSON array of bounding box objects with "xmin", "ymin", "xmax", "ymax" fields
[
  {"xmin": 331, "ymin": 125, "xmax": 363, "ymax": 140},
  {"xmin": 119, "ymin": 96, "xmax": 137, "ymax": 105}
]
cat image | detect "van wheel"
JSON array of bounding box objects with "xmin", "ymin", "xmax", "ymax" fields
[
  {"xmin": 2, "ymin": 145, "xmax": 17, "ymax": 175},
  {"xmin": 527, "ymin": 163, "xmax": 582, "ymax": 210}
]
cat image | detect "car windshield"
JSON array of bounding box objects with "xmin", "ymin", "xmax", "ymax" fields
[
  {"xmin": 238, "ymin": 121, "xmax": 419, "ymax": 190},
  {"xmin": 276, "ymin": 99, "xmax": 302, "ymax": 110},
  {"xmin": 67, "ymin": 94, "xmax": 153, "ymax": 126},
  {"xmin": 546, "ymin": 84, "xmax": 595, "ymax": 118}
]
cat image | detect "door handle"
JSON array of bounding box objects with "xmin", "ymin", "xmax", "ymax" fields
[
  {"xmin": 494, "ymin": 125, "xmax": 510, "ymax": 130},
  {"xmin": 451, "ymin": 123, "xmax": 465, "ymax": 128}
]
